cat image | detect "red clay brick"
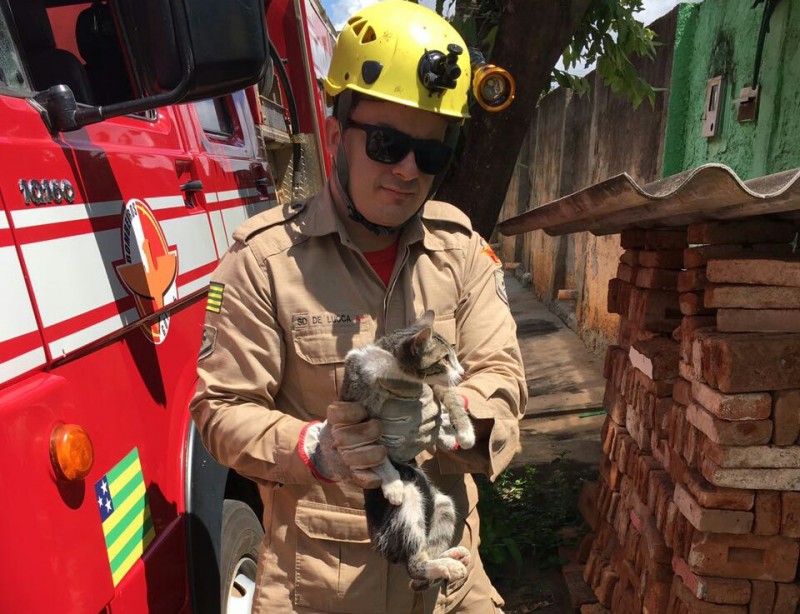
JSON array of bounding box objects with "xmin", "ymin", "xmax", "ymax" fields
[
  {"xmin": 678, "ymin": 268, "xmax": 709, "ymax": 292},
  {"xmin": 688, "ymin": 531, "xmax": 800, "ymax": 581},
  {"xmin": 629, "ymin": 338, "xmax": 680, "ymax": 381},
  {"xmin": 636, "ymin": 266, "xmax": 680, "ymax": 290},
  {"xmin": 673, "ymin": 483, "xmax": 753, "ymax": 534},
  {"xmin": 644, "ymin": 228, "xmax": 688, "ymax": 250},
  {"xmin": 685, "ymin": 468, "xmax": 755, "ymax": 511},
  {"xmin": 680, "ymin": 291, "xmax": 715, "ymax": 315},
  {"xmin": 717, "ymin": 308, "xmax": 800, "ymax": 333},
  {"xmin": 607, "ymin": 278, "xmax": 629, "ymax": 315},
  {"xmin": 627, "ymin": 489, "xmax": 671, "ymax": 564},
  {"xmin": 684, "ymin": 243, "xmax": 794, "ymax": 269},
  {"xmin": 671, "ymin": 574, "xmax": 748, "ymax": 612},
  {"xmin": 620, "ymin": 249, "xmax": 639, "ymax": 266},
  {"xmin": 748, "ymin": 580, "xmax": 776, "ymax": 614},
  {"xmin": 641, "ymin": 562, "xmax": 672, "ymax": 614},
  {"xmin": 595, "ymin": 567, "xmax": 618, "ymax": 607},
  {"xmin": 632, "ymin": 367, "xmax": 675, "ymax": 398},
  {"xmin": 627, "ymin": 287, "xmax": 682, "ymax": 332},
  {"xmin": 773, "ymin": 582, "xmax": 800, "ymax": 614},
  {"xmin": 780, "ymin": 492, "xmax": 800, "ymax": 538},
  {"xmin": 673, "ymin": 378, "xmax": 692, "ymax": 406},
  {"xmin": 753, "ymin": 491, "xmax": 781, "ymax": 536},
  {"xmin": 616, "ymin": 262, "xmax": 637, "ymax": 284},
  {"xmin": 686, "ymin": 403, "xmax": 772, "ymax": 446},
  {"xmin": 772, "ymin": 389, "xmax": 800, "ymax": 445},
  {"xmin": 705, "ymin": 284, "xmax": 800, "ymax": 309},
  {"xmin": 621, "ymin": 228, "xmax": 647, "ymax": 249},
  {"xmin": 692, "ymin": 379, "xmax": 772, "ymax": 421},
  {"xmin": 707, "ymin": 257, "xmax": 800, "ymax": 287},
  {"xmin": 687, "ymin": 219, "xmax": 797, "ymax": 245},
  {"xmin": 702, "ymin": 456, "xmax": 800, "ymax": 490},
  {"xmin": 697, "ymin": 331, "xmax": 800, "ymax": 393},
  {"xmin": 702, "ymin": 441, "xmax": 800, "ymax": 468},
  {"xmin": 626, "ymin": 403, "xmax": 651, "ymax": 452},
  {"xmin": 672, "ymin": 554, "xmax": 752, "ymax": 604},
  {"xmin": 638, "ymin": 249, "xmax": 685, "ymax": 270}
]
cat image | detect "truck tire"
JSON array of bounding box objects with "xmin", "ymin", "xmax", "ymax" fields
[{"xmin": 220, "ymin": 500, "xmax": 263, "ymax": 614}]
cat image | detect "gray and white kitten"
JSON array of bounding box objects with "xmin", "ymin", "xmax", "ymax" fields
[{"xmin": 342, "ymin": 310, "xmax": 475, "ymax": 591}]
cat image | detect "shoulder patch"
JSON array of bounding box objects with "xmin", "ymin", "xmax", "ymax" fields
[
  {"xmin": 233, "ymin": 201, "xmax": 306, "ymax": 244},
  {"xmin": 421, "ymin": 200, "xmax": 473, "ymax": 232}
]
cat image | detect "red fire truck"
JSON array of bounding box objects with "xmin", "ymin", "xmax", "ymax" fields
[{"xmin": 0, "ymin": 0, "xmax": 332, "ymax": 611}]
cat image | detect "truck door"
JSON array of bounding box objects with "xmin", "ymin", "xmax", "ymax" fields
[
  {"xmin": 0, "ymin": 2, "xmax": 211, "ymax": 611},
  {"xmin": 184, "ymin": 91, "xmax": 278, "ymax": 254}
]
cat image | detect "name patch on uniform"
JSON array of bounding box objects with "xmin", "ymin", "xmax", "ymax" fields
[
  {"xmin": 206, "ymin": 282, "xmax": 225, "ymax": 314},
  {"xmin": 292, "ymin": 312, "xmax": 371, "ymax": 330}
]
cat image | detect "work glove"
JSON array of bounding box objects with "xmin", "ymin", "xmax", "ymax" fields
[
  {"xmin": 300, "ymin": 401, "xmax": 386, "ymax": 489},
  {"xmin": 375, "ymin": 379, "xmax": 442, "ymax": 463}
]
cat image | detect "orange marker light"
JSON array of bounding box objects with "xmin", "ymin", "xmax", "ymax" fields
[{"xmin": 50, "ymin": 424, "xmax": 94, "ymax": 481}]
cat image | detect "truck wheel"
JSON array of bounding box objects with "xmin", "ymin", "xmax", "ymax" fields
[{"xmin": 220, "ymin": 500, "xmax": 263, "ymax": 614}]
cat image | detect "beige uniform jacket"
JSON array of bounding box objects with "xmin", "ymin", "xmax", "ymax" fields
[{"xmin": 191, "ymin": 185, "xmax": 527, "ymax": 614}]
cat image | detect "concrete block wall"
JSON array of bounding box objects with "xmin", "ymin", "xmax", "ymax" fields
[{"xmin": 579, "ymin": 218, "xmax": 800, "ymax": 613}]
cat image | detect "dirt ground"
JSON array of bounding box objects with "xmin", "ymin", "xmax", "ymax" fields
[{"xmin": 497, "ymin": 565, "xmax": 573, "ymax": 613}]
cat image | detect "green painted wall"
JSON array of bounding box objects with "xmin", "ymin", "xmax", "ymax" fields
[{"xmin": 663, "ymin": 0, "xmax": 800, "ymax": 178}]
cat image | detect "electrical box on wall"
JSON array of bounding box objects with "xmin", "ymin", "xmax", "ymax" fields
[{"xmin": 702, "ymin": 76, "xmax": 723, "ymax": 138}]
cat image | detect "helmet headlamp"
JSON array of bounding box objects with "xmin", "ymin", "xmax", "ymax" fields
[{"xmin": 469, "ymin": 48, "xmax": 515, "ymax": 112}]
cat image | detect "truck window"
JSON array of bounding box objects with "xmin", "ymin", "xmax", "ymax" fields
[
  {"xmin": 0, "ymin": 2, "xmax": 29, "ymax": 93},
  {"xmin": 195, "ymin": 97, "xmax": 236, "ymax": 138},
  {"xmin": 5, "ymin": 0, "xmax": 134, "ymax": 106}
]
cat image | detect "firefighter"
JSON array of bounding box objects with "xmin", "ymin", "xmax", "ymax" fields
[{"xmin": 190, "ymin": 1, "xmax": 526, "ymax": 612}]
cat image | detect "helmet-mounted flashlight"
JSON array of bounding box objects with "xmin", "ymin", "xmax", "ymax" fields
[
  {"xmin": 469, "ymin": 48, "xmax": 515, "ymax": 112},
  {"xmin": 418, "ymin": 44, "xmax": 463, "ymax": 93}
]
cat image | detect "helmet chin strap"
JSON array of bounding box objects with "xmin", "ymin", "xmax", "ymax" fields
[{"xmin": 333, "ymin": 143, "xmax": 402, "ymax": 236}]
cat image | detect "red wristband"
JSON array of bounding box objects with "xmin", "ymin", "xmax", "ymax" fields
[{"xmin": 297, "ymin": 421, "xmax": 337, "ymax": 484}]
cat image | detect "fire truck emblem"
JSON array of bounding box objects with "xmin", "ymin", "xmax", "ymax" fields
[{"xmin": 114, "ymin": 199, "xmax": 178, "ymax": 344}]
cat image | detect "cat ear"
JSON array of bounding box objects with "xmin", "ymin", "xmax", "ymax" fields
[
  {"xmin": 412, "ymin": 327, "xmax": 432, "ymax": 355},
  {"xmin": 417, "ymin": 310, "xmax": 435, "ymax": 327}
]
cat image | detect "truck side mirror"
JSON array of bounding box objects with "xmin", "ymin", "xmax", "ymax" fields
[{"xmin": 36, "ymin": 0, "xmax": 270, "ymax": 132}]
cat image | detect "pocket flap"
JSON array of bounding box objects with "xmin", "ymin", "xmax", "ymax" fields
[
  {"xmin": 293, "ymin": 328, "xmax": 373, "ymax": 365},
  {"xmin": 295, "ymin": 502, "xmax": 371, "ymax": 543}
]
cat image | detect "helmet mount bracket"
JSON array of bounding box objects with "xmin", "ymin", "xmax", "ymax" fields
[{"xmin": 418, "ymin": 44, "xmax": 463, "ymax": 94}]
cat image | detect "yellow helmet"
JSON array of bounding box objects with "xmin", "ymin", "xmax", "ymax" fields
[{"xmin": 323, "ymin": 0, "xmax": 470, "ymax": 119}]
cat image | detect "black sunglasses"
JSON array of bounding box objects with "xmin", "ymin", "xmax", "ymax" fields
[{"xmin": 345, "ymin": 120, "xmax": 453, "ymax": 175}]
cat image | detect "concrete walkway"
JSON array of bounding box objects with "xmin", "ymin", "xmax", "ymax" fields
[{"xmin": 504, "ymin": 272, "xmax": 607, "ymax": 469}]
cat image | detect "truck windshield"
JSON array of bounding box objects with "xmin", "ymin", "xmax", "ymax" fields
[
  {"xmin": 0, "ymin": 5, "xmax": 30, "ymax": 93},
  {"xmin": 4, "ymin": 0, "xmax": 135, "ymax": 106}
]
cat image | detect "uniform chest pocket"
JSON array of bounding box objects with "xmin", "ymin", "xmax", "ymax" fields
[
  {"xmin": 294, "ymin": 502, "xmax": 388, "ymax": 612},
  {"xmin": 290, "ymin": 325, "xmax": 374, "ymax": 416}
]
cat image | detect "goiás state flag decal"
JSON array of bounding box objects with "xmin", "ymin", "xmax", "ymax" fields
[{"xmin": 94, "ymin": 448, "xmax": 155, "ymax": 586}]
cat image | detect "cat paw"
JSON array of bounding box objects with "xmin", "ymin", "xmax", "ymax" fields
[
  {"xmin": 382, "ymin": 480, "xmax": 405, "ymax": 506},
  {"xmin": 442, "ymin": 546, "xmax": 471, "ymax": 569},
  {"xmin": 457, "ymin": 428, "xmax": 476, "ymax": 450},
  {"xmin": 437, "ymin": 432, "xmax": 458, "ymax": 451},
  {"xmin": 428, "ymin": 557, "xmax": 468, "ymax": 582}
]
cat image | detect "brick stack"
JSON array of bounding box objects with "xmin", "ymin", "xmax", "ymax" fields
[{"xmin": 580, "ymin": 219, "xmax": 800, "ymax": 613}]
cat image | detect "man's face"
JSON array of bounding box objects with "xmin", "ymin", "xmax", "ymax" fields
[{"xmin": 327, "ymin": 99, "xmax": 450, "ymax": 229}]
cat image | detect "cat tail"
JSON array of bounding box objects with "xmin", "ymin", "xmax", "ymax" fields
[{"xmin": 363, "ymin": 462, "xmax": 434, "ymax": 565}]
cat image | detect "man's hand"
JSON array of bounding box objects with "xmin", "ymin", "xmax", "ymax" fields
[
  {"xmin": 377, "ymin": 380, "xmax": 441, "ymax": 463},
  {"xmin": 300, "ymin": 402, "xmax": 386, "ymax": 488}
]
